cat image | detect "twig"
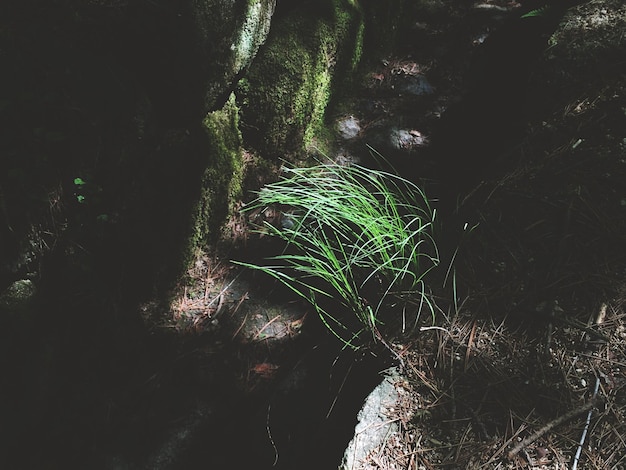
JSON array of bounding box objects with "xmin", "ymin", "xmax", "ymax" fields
[
  {"xmin": 420, "ymin": 326, "xmax": 452, "ymax": 334},
  {"xmin": 572, "ymin": 377, "xmax": 601, "ymax": 470},
  {"xmin": 553, "ymin": 314, "xmax": 611, "ymax": 342},
  {"xmin": 507, "ymin": 398, "xmax": 600, "ymax": 460},
  {"xmin": 464, "ymin": 320, "xmax": 477, "ymax": 372},
  {"xmin": 231, "ymin": 310, "xmax": 250, "ymax": 340},
  {"xmin": 208, "ymin": 270, "xmax": 243, "ymax": 309},
  {"xmin": 253, "ymin": 314, "xmax": 282, "ymax": 341},
  {"xmin": 595, "ymin": 303, "xmax": 607, "ymax": 325},
  {"xmin": 266, "ymin": 403, "xmax": 279, "ymax": 467},
  {"xmin": 483, "ymin": 414, "xmax": 530, "ymax": 467},
  {"xmin": 230, "ymin": 291, "xmax": 249, "ymax": 317}
]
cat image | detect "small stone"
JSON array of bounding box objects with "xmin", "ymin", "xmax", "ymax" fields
[
  {"xmin": 388, "ymin": 127, "xmax": 428, "ymax": 150},
  {"xmin": 336, "ymin": 115, "xmax": 361, "ymax": 140}
]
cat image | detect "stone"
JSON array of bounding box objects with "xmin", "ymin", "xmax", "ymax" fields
[
  {"xmin": 336, "ymin": 115, "xmax": 362, "ymax": 140},
  {"xmin": 341, "ymin": 368, "xmax": 401, "ymax": 470},
  {"xmin": 389, "ymin": 127, "xmax": 428, "ymax": 151}
]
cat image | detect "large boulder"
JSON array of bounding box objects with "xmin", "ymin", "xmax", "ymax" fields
[{"xmin": 341, "ymin": 368, "xmax": 402, "ymax": 470}]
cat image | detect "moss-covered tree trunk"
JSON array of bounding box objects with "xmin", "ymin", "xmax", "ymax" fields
[{"xmin": 239, "ymin": 0, "xmax": 364, "ymax": 159}]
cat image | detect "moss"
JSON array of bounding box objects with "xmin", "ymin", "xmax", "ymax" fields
[
  {"xmin": 351, "ymin": 19, "xmax": 365, "ymax": 71},
  {"xmin": 239, "ymin": 0, "xmax": 364, "ymax": 159},
  {"xmin": 183, "ymin": 93, "xmax": 244, "ymax": 267},
  {"xmin": 192, "ymin": 0, "xmax": 276, "ymax": 112},
  {"xmin": 231, "ymin": 0, "xmax": 276, "ymax": 73}
]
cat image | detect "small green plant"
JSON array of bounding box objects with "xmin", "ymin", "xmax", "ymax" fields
[
  {"xmin": 521, "ymin": 5, "xmax": 551, "ymax": 19},
  {"xmin": 73, "ymin": 177, "xmax": 87, "ymax": 203},
  {"xmin": 235, "ymin": 161, "xmax": 439, "ymax": 348},
  {"xmin": 72, "ymin": 176, "xmax": 111, "ymax": 223}
]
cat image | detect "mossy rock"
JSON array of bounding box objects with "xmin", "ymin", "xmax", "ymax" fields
[
  {"xmin": 239, "ymin": 0, "xmax": 364, "ymax": 159},
  {"xmin": 183, "ymin": 93, "xmax": 244, "ymax": 268},
  {"xmin": 524, "ymin": 0, "xmax": 626, "ymax": 119},
  {"xmin": 192, "ymin": 0, "xmax": 277, "ymax": 113}
]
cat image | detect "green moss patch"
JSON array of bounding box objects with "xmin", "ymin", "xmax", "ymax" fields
[
  {"xmin": 239, "ymin": 0, "xmax": 364, "ymax": 159},
  {"xmin": 184, "ymin": 94, "xmax": 244, "ymax": 267}
]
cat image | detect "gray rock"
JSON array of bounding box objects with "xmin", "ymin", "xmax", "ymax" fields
[
  {"xmin": 336, "ymin": 115, "xmax": 362, "ymax": 140},
  {"xmin": 341, "ymin": 368, "xmax": 401, "ymax": 470},
  {"xmin": 389, "ymin": 127, "xmax": 428, "ymax": 151}
]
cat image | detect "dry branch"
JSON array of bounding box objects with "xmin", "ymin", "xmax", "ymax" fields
[{"xmin": 507, "ymin": 397, "xmax": 601, "ymax": 460}]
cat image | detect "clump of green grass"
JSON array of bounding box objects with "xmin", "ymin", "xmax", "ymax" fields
[{"xmin": 236, "ymin": 161, "xmax": 439, "ymax": 348}]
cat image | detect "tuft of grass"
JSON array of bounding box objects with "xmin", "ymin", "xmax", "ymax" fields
[{"xmin": 235, "ymin": 161, "xmax": 439, "ymax": 348}]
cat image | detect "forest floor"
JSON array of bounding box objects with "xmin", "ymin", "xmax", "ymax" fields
[
  {"xmin": 173, "ymin": 1, "xmax": 626, "ymax": 469},
  {"xmin": 347, "ymin": 1, "xmax": 626, "ymax": 468},
  {"xmin": 372, "ymin": 131, "xmax": 626, "ymax": 469}
]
